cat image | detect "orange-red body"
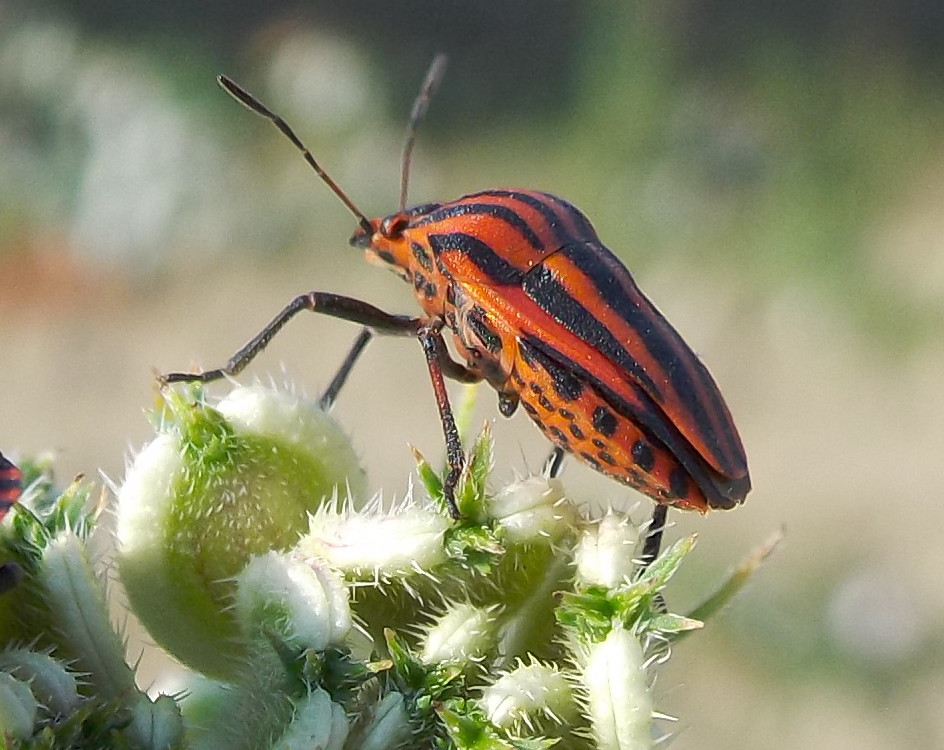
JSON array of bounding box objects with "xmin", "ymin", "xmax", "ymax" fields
[{"xmin": 352, "ymin": 188, "xmax": 750, "ymax": 512}]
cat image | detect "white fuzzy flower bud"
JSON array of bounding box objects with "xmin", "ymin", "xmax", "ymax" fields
[
  {"xmin": 301, "ymin": 505, "xmax": 448, "ymax": 577},
  {"xmin": 488, "ymin": 477, "xmax": 577, "ymax": 544},
  {"xmin": 481, "ymin": 660, "xmax": 572, "ymax": 728},
  {"xmin": 575, "ymin": 512, "xmax": 639, "ymax": 588},
  {"xmin": 234, "ymin": 552, "xmax": 351, "ymax": 650},
  {"xmin": 116, "ymin": 433, "xmax": 183, "ymax": 555},
  {"xmin": 584, "ymin": 626, "xmax": 653, "ymax": 750},
  {"xmin": 421, "ymin": 602, "xmax": 494, "ymax": 664}
]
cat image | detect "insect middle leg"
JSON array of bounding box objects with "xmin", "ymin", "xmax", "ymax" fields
[
  {"xmin": 319, "ymin": 327, "xmax": 374, "ymax": 410},
  {"xmin": 0, "ymin": 563, "xmax": 23, "ymax": 596},
  {"xmin": 321, "ymin": 325, "xmax": 477, "ymax": 519},
  {"xmin": 417, "ymin": 323, "xmax": 483, "ymax": 518}
]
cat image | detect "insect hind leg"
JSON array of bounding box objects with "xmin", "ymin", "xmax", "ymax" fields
[
  {"xmin": 641, "ymin": 503, "xmax": 668, "ymax": 569},
  {"xmin": 542, "ymin": 444, "xmax": 669, "ymax": 576},
  {"xmin": 640, "ymin": 503, "xmax": 670, "ymax": 614},
  {"xmin": 543, "ymin": 446, "xmax": 566, "ymax": 479}
]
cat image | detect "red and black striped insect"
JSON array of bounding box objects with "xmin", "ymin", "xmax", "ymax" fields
[
  {"xmin": 0, "ymin": 453, "xmax": 24, "ymax": 594},
  {"xmin": 161, "ymin": 56, "xmax": 750, "ymax": 538},
  {"xmin": 0, "ymin": 452, "xmax": 23, "ymax": 522}
]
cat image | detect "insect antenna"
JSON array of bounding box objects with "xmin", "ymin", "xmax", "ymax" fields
[
  {"xmin": 218, "ymin": 74, "xmax": 373, "ymax": 236},
  {"xmin": 399, "ymin": 53, "xmax": 448, "ymax": 212}
]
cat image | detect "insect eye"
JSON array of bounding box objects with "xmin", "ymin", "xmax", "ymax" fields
[
  {"xmin": 349, "ymin": 225, "xmax": 371, "ymax": 249},
  {"xmin": 380, "ymin": 214, "xmax": 409, "ymax": 239}
]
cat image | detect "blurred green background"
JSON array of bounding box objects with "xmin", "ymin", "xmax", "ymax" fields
[{"xmin": 2, "ymin": 0, "xmax": 943, "ymax": 746}]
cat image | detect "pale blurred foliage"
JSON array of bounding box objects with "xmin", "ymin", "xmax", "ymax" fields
[{"xmin": 1, "ymin": 5, "xmax": 944, "ymax": 748}]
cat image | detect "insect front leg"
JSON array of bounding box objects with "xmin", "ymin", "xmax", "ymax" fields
[
  {"xmin": 160, "ymin": 292, "xmax": 419, "ymax": 385},
  {"xmin": 639, "ymin": 503, "xmax": 670, "ymax": 615}
]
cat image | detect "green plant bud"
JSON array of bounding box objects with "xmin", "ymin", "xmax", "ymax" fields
[
  {"xmin": 583, "ymin": 626, "xmax": 653, "ymax": 750},
  {"xmin": 234, "ymin": 551, "xmax": 351, "ymax": 651},
  {"xmin": 357, "ymin": 692, "xmax": 412, "ymax": 750},
  {"xmin": 117, "ymin": 384, "xmax": 365, "ymax": 678},
  {"xmin": 0, "ymin": 670, "xmax": 37, "ymax": 741},
  {"xmin": 272, "ymin": 688, "xmax": 349, "ymax": 750},
  {"xmin": 574, "ymin": 512, "xmax": 639, "ymax": 589},
  {"xmin": 127, "ymin": 693, "xmax": 184, "ymax": 750},
  {"xmin": 0, "ymin": 647, "xmax": 80, "ymax": 718}
]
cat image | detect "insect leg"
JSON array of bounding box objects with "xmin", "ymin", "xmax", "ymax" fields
[
  {"xmin": 424, "ymin": 331, "xmax": 482, "ymax": 385},
  {"xmin": 417, "ymin": 324, "xmax": 465, "ymax": 519},
  {"xmin": 160, "ymin": 292, "xmax": 419, "ymax": 385},
  {"xmin": 543, "ymin": 446, "xmax": 566, "ymax": 479},
  {"xmin": 640, "ymin": 503, "xmax": 668, "ymax": 569},
  {"xmin": 640, "ymin": 503, "xmax": 669, "ymax": 614},
  {"xmin": 318, "ymin": 323, "xmax": 480, "ymax": 411},
  {"xmin": 319, "ymin": 328, "xmax": 373, "ymax": 409}
]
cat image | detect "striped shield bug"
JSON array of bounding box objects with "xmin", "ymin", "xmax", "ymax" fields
[
  {"xmin": 0, "ymin": 452, "xmax": 22, "ymax": 522},
  {"xmin": 0, "ymin": 454, "xmax": 23, "ymax": 594},
  {"xmin": 161, "ymin": 56, "xmax": 751, "ymax": 536}
]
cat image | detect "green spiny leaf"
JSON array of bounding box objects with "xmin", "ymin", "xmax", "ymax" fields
[
  {"xmin": 677, "ymin": 529, "xmax": 783, "ymax": 641},
  {"xmin": 438, "ymin": 703, "xmax": 516, "ymax": 750},
  {"xmin": 467, "ymin": 424, "xmax": 493, "ymax": 496},
  {"xmin": 384, "ymin": 628, "xmax": 428, "ymax": 692},
  {"xmin": 649, "ymin": 612, "xmax": 703, "ymax": 635},
  {"xmin": 413, "ymin": 447, "xmax": 445, "ymax": 508},
  {"xmin": 635, "ymin": 534, "xmax": 697, "ymax": 591},
  {"xmin": 8, "ymin": 478, "xmax": 96, "ymax": 572}
]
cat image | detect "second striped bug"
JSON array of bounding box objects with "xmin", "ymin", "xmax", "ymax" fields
[
  {"xmin": 161, "ymin": 56, "xmax": 751, "ymax": 535},
  {"xmin": 0, "ymin": 452, "xmax": 22, "ymax": 523},
  {"xmin": 0, "ymin": 453, "xmax": 23, "ymax": 594}
]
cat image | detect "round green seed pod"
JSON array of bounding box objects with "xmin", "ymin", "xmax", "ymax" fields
[{"xmin": 117, "ymin": 385, "xmax": 365, "ymax": 678}]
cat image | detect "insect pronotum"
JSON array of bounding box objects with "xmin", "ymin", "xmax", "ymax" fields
[{"xmin": 161, "ymin": 56, "xmax": 751, "ymax": 551}]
